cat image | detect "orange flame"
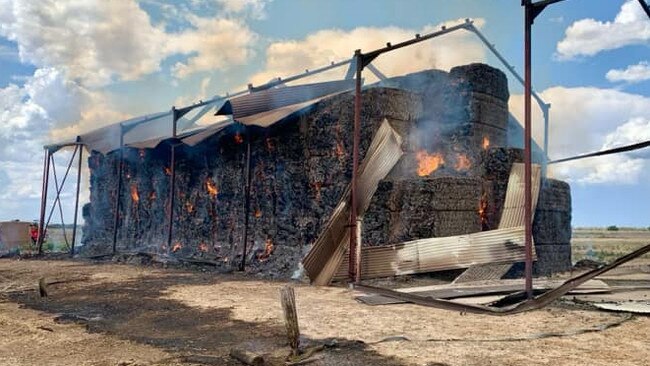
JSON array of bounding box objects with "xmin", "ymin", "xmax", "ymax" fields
[
  {"xmin": 234, "ymin": 132, "xmax": 244, "ymax": 144},
  {"xmin": 416, "ymin": 150, "xmax": 444, "ymax": 176},
  {"xmin": 454, "ymin": 154, "xmax": 471, "ymax": 171},
  {"xmin": 335, "ymin": 142, "xmax": 345, "ymax": 157},
  {"xmin": 198, "ymin": 242, "xmax": 208, "ymax": 252},
  {"xmin": 205, "ymin": 178, "xmax": 218, "ymax": 199},
  {"xmin": 479, "ymin": 192, "xmax": 489, "ymax": 230},
  {"xmin": 254, "ymin": 209, "xmax": 262, "ymax": 218},
  {"xmin": 130, "ymin": 184, "xmax": 140, "ymax": 203},
  {"xmin": 312, "ymin": 182, "xmax": 322, "ymax": 201},
  {"xmin": 164, "ymin": 167, "xmax": 171, "ymax": 176},
  {"xmin": 185, "ymin": 201, "xmax": 194, "ymax": 213},
  {"xmin": 257, "ymin": 239, "xmax": 274, "ymax": 261},
  {"xmin": 171, "ymin": 242, "xmax": 182, "ymax": 253},
  {"xmin": 482, "ymin": 136, "xmax": 490, "ymax": 150}
]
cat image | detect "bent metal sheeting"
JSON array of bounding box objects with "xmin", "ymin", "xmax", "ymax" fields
[
  {"xmin": 46, "ymin": 80, "xmax": 355, "ymax": 154},
  {"xmin": 328, "ymin": 163, "xmax": 541, "ymax": 283}
]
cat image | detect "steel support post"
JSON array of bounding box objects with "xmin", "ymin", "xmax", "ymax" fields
[
  {"xmin": 240, "ymin": 130, "xmax": 252, "ymax": 271},
  {"xmin": 71, "ymin": 139, "xmax": 83, "ymax": 256},
  {"xmin": 37, "ymin": 149, "xmax": 51, "ymax": 254},
  {"xmin": 166, "ymin": 107, "xmax": 179, "ymax": 251},
  {"xmin": 523, "ymin": 0, "xmax": 534, "ymax": 299},
  {"xmin": 112, "ymin": 125, "xmax": 125, "ymax": 254},
  {"xmin": 349, "ymin": 50, "xmax": 363, "ymax": 282}
]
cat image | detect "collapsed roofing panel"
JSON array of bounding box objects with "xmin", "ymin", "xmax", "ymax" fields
[{"xmin": 47, "ymin": 80, "xmax": 356, "ymax": 155}]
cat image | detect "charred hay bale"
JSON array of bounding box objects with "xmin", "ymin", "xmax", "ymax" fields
[
  {"xmin": 362, "ymin": 177, "xmax": 482, "ymax": 246},
  {"xmin": 398, "ymin": 177, "xmax": 482, "ymax": 211},
  {"xmin": 533, "ymin": 210, "xmax": 572, "ymax": 244},
  {"xmin": 466, "ymin": 92, "xmax": 510, "ymax": 131},
  {"xmin": 533, "ymin": 179, "xmax": 572, "ymax": 245},
  {"xmin": 449, "ymin": 63, "xmax": 509, "ymax": 102},
  {"xmin": 536, "ymin": 179, "xmax": 572, "ymax": 212},
  {"xmin": 480, "ymin": 147, "xmax": 524, "ymax": 180},
  {"xmin": 533, "ymin": 244, "xmax": 572, "ymax": 276}
]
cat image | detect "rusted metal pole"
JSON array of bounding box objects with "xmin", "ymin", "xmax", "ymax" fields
[
  {"xmin": 167, "ymin": 107, "xmax": 179, "ymax": 251},
  {"xmin": 523, "ymin": 0, "xmax": 534, "ymax": 299},
  {"xmin": 51, "ymin": 150, "xmax": 73, "ymax": 248},
  {"xmin": 71, "ymin": 139, "xmax": 83, "ymax": 257},
  {"xmin": 240, "ymin": 129, "xmax": 252, "ymax": 271},
  {"xmin": 349, "ymin": 50, "xmax": 363, "ymax": 282},
  {"xmin": 37, "ymin": 149, "xmax": 51, "ymax": 254},
  {"xmin": 112, "ymin": 124, "xmax": 125, "ymax": 254}
]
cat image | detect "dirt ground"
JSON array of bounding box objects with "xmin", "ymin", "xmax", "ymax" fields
[{"xmin": 0, "ymin": 258, "xmax": 648, "ymax": 366}]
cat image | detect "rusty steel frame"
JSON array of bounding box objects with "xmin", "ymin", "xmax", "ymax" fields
[
  {"xmin": 47, "ymin": 149, "xmax": 76, "ymax": 247},
  {"xmin": 240, "ymin": 129, "xmax": 252, "ymax": 271},
  {"xmin": 37, "ymin": 145, "xmax": 80, "ymax": 253},
  {"xmin": 111, "ymin": 124, "xmax": 125, "ymax": 254},
  {"xmin": 70, "ymin": 137, "xmax": 83, "ymax": 257},
  {"xmin": 522, "ymin": 0, "xmax": 568, "ymax": 298},
  {"xmin": 37, "ymin": 149, "xmax": 51, "ymax": 254},
  {"xmin": 166, "ymin": 107, "xmax": 180, "ymax": 251}
]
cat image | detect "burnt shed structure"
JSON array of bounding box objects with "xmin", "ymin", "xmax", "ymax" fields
[{"xmin": 79, "ymin": 63, "xmax": 572, "ymax": 278}]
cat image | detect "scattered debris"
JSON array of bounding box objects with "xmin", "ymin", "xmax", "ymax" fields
[
  {"xmin": 355, "ymin": 243, "xmax": 650, "ymax": 315},
  {"xmin": 593, "ymin": 302, "xmax": 650, "ymax": 314},
  {"xmin": 38, "ymin": 277, "xmax": 48, "ymax": 298},
  {"xmin": 280, "ymin": 286, "xmax": 300, "ymax": 356},
  {"xmin": 229, "ymin": 347, "xmax": 264, "ymax": 366}
]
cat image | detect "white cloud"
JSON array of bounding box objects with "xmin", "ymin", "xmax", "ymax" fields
[
  {"xmin": 216, "ymin": 0, "xmax": 270, "ymax": 19},
  {"xmin": 606, "ymin": 61, "xmax": 650, "ymax": 83},
  {"xmin": 556, "ymin": 0, "xmax": 650, "ymax": 59},
  {"xmin": 509, "ymin": 87, "xmax": 650, "ymax": 185},
  {"xmin": 0, "ymin": 0, "xmax": 168, "ymax": 86},
  {"xmin": 0, "ymin": 0, "xmax": 259, "ymax": 84},
  {"xmin": 0, "ymin": 67, "xmax": 123, "ymax": 220},
  {"xmin": 168, "ymin": 16, "xmax": 258, "ymax": 78},
  {"xmin": 248, "ymin": 19, "xmax": 486, "ymax": 87}
]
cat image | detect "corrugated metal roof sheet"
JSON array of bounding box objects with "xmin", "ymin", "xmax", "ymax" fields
[
  {"xmin": 48, "ymin": 80, "xmax": 354, "ymax": 154},
  {"xmin": 302, "ymin": 119, "xmax": 404, "ymax": 285},
  {"xmin": 326, "ymin": 163, "xmax": 541, "ymax": 282},
  {"xmin": 216, "ymin": 79, "xmax": 355, "ymax": 122}
]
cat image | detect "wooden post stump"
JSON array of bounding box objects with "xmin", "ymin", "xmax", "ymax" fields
[{"xmin": 280, "ymin": 286, "xmax": 300, "ymax": 355}]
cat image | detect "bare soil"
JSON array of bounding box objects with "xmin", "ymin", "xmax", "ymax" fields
[{"xmin": 1, "ymin": 258, "xmax": 649, "ymax": 366}]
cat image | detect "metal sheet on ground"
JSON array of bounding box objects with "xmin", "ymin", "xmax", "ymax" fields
[
  {"xmin": 356, "ymin": 279, "xmax": 610, "ymax": 306},
  {"xmin": 593, "ymin": 302, "xmax": 650, "ymax": 314}
]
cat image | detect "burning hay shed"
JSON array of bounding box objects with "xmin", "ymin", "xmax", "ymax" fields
[{"xmin": 80, "ymin": 63, "xmax": 572, "ymax": 280}]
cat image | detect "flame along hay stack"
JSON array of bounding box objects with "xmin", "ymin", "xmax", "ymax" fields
[{"xmin": 80, "ymin": 63, "xmax": 572, "ymax": 278}]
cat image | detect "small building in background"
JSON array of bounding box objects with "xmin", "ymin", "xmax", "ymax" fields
[{"xmin": 0, "ymin": 221, "xmax": 31, "ymax": 252}]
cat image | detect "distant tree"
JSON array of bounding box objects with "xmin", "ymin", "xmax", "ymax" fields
[{"xmin": 606, "ymin": 225, "xmax": 619, "ymax": 231}]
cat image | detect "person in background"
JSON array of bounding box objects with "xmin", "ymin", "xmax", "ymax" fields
[{"xmin": 29, "ymin": 223, "xmax": 39, "ymax": 246}]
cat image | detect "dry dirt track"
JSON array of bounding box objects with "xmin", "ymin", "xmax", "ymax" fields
[{"xmin": 0, "ymin": 259, "xmax": 648, "ymax": 366}]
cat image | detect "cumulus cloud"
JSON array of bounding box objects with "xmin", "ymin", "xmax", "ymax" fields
[
  {"xmin": 509, "ymin": 87, "xmax": 650, "ymax": 185},
  {"xmin": 168, "ymin": 15, "xmax": 258, "ymax": 78},
  {"xmin": 606, "ymin": 61, "xmax": 650, "ymax": 83},
  {"xmin": 0, "ymin": 67, "xmax": 124, "ymax": 220},
  {"xmin": 0, "ymin": 0, "xmax": 168, "ymax": 86},
  {"xmin": 216, "ymin": 0, "xmax": 270, "ymax": 19},
  {"xmin": 248, "ymin": 19, "xmax": 486, "ymax": 87},
  {"xmin": 0, "ymin": 0, "xmax": 259, "ymax": 84},
  {"xmin": 556, "ymin": 0, "xmax": 650, "ymax": 59}
]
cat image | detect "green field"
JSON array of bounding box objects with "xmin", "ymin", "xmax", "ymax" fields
[{"xmin": 572, "ymin": 227, "xmax": 650, "ymax": 263}]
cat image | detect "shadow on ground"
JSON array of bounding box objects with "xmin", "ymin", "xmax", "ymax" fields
[{"xmin": 3, "ymin": 261, "xmax": 410, "ymax": 365}]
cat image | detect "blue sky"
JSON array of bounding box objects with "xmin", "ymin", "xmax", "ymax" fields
[{"xmin": 0, "ymin": 0, "xmax": 649, "ymax": 227}]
